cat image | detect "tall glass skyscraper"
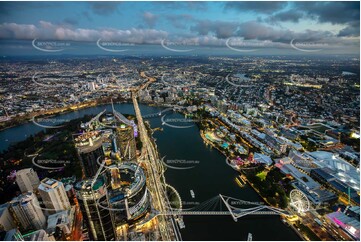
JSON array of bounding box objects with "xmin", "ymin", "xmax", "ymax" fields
[{"xmin": 74, "ymin": 177, "xmax": 116, "ymax": 241}]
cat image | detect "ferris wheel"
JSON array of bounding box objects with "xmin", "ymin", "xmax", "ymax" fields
[{"xmin": 290, "ymin": 189, "xmax": 310, "ymax": 213}]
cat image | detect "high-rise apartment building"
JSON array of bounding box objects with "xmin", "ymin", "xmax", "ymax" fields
[
  {"xmin": 15, "ymin": 168, "xmax": 40, "ymax": 193},
  {"xmin": 38, "ymin": 178, "xmax": 71, "ymax": 213},
  {"xmin": 9, "ymin": 192, "xmax": 46, "ymax": 231}
]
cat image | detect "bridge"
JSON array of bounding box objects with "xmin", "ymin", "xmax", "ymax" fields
[
  {"xmin": 84, "ymin": 109, "xmax": 106, "ymax": 127},
  {"xmin": 142, "ymin": 107, "xmax": 174, "ymax": 118},
  {"xmin": 132, "ymin": 80, "xmax": 181, "ymax": 241},
  {"xmin": 142, "ymin": 105, "xmax": 185, "ymax": 119},
  {"xmin": 158, "ymin": 194, "xmax": 290, "ymax": 222}
]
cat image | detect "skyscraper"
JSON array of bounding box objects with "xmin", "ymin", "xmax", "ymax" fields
[
  {"xmin": 74, "ymin": 178, "xmax": 116, "ymax": 241},
  {"xmin": 75, "ymin": 131, "xmax": 105, "ymax": 178},
  {"xmin": 115, "ymin": 124, "xmax": 136, "ymax": 160},
  {"xmin": 15, "ymin": 168, "xmax": 40, "ymax": 193},
  {"xmin": 9, "ymin": 192, "xmax": 46, "ymax": 231},
  {"xmin": 38, "ymin": 178, "xmax": 71, "ymax": 213},
  {"xmin": 0, "ymin": 204, "xmax": 16, "ymax": 231}
]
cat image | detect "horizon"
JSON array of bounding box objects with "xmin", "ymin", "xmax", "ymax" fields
[{"xmin": 0, "ymin": 1, "xmax": 359, "ymax": 56}]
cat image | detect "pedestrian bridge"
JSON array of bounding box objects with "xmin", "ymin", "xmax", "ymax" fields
[{"xmin": 156, "ymin": 194, "xmax": 290, "ymax": 222}]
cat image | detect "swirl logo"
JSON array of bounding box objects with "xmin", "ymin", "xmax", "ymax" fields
[
  {"xmin": 32, "ymin": 39, "xmax": 70, "ymax": 52},
  {"xmin": 161, "ymin": 114, "xmax": 196, "ymax": 129},
  {"xmin": 32, "ymin": 73, "xmax": 65, "ymax": 88},
  {"xmin": 97, "ymin": 39, "xmax": 133, "ymax": 52},
  {"xmin": 225, "ymin": 38, "xmax": 258, "ymax": 52},
  {"xmin": 161, "ymin": 39, "xmax": 198, "ymax": 52},
  {"xmin": 290, "ymin": 39, "xmax": 325, "ymax": 52},
  {"xmin": 161, "ymin": 158, "xmax": 200, "ymax": 170}
]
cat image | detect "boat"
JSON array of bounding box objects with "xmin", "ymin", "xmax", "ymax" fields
[
  {"xmin": 177, "ymin": 217, "xmax": 185, "ymax": 229},
  {"xmin": 235, "ymin": 176, "xmax": 246, "ymax": 187},
  {"xmin": 247, "ymin": 233, "xmax": 253, "ymax": 241},
  {"xmin": 238, "ymin": 175, "xmax": 247, "ymax": 185},
  {"xmin": 235, "ymin": 177, "xmax": 244, "ymax": 188},
  {"xmin": 190, "ymin": 190, "xmax": 195, "ymax": 198}
]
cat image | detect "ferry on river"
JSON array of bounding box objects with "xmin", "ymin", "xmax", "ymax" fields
[
  {"xmin": 176, "ymin": 217, "xmax": 185, "ymax": 229},
  {"xmin": 190, "ymin": 190, "xmax": 195, "ymax": 198},
  {"xmin": 235, "ymin": 176, "xmax": 246, "ymax": 188}
]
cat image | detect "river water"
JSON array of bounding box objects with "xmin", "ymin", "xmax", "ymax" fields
[{"xmin": 0, "ymin": 103, "xmax": 300, "ymax": 241}]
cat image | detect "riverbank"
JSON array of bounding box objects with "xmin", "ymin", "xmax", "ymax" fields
[
  {"xmin": 0, "ymin": 103, "xmax": 302, "ymax": 241},
  {"xmin": 200, "ymin": 128, "xmax": 270, "ymax": 205},
  {"xmin": 198, "ymin": 122, "xmax": 304, "ymax": 241},
  {"xmin": 0, "ymin": 97, "xmax": 130, "ymax": 132}
]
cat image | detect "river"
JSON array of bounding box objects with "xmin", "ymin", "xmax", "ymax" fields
[{"xmin": 0, "ymin": 103, "xmax": 300, "ymax": 241}]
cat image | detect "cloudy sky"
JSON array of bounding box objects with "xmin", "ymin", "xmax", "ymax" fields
[{"xmin": 0, "ymin": 1, "xmax": 359, "ymax": 55}]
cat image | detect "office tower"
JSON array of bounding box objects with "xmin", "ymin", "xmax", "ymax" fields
[
  {"xmin": 0, "ymin": 204, "xmax": 16, "ymax": 231},
  {"xmin": 107, "ymin": 162, "xmax": 150, "ymax": 227},
  {"xmin": 74, "ymin": 178, "xmax": 115, "ymax": 241},
  {"xmin": 115, "ymin": 124, "xmax": 136, "ymax": 160},
  {"xmin": 9, "ymin": 192, "xmax": 46, "ymax": 231},
  {"xmin": 15, "ymin": 168, "xmax": 40, "ymax": 193},
  {"xmin": 75, "ymin": 131, "xmax": 105, "ymax": 178},
  {"xmin": 38, "ymin": 178, "xmax": 71, "ymax": 213}
]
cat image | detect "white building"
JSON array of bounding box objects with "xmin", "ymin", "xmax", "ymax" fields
[
  {"xmin": 308, "ymin": 151, "xmax": 360, "ymax": 192},
  {"xmin": 38, "ymin": 178, "xmax": 71, "ymax": 213},
  {"xmin": 9, "ymin": 192, "xmax": 46, "ymax": 231},
  {"xmin": 253, "ymin": 153, "xmax": 273, "ymax": 166},
  {"xmin": 0, "ymin": 203, "xmax": 16, "ymax": 231},
  {"xmin": 16, "ymin": 168, "xmax": 40, "ymax": 193}
]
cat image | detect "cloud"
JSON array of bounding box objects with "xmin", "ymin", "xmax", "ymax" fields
[
  {"xmin": 166, "ymin": 14, "xmax": 194, "ymax": 29},
  {"xmin": 293, "ymin": 2, "xmax": 360, "ymax": 37},
  {"xmin": 189, "ymin": 19, "xmax": 339, "ymax": 44},
  {"xmin": 338, "ymin": 21, "xmax": 360, "ymax": 37},
  {"xmin": 294, "ymin": 1, "xmax": 359, "ymax": 25},
  {"xmin": 190, "ymin": 20, "xmax": 239, "ymax": 38},
  {"xmin": 224, "ymin": 1, "xmax": 288, "ymax": 14},
  {"xmin": 0, "ymin": 21, "xmax": 168, "ymax": 44},
  {"xmin": 0, "ymin": 19, "xmax": 358, "ymax": 51},
  {"xmin": 266, "ymin": 10, "xmax": 304, "ymax": 24},
  {"xmin": 62, "ymin": 18, "xmax": 78, "ymax": 26},
  {"xmin": 236, "ymin": 21, "xmax": 336, "ymax": 43},
  {"xmin": 153, "ymin": 1, "xmax": 207, "ymax": 11},
  {"xmin": 143, "ymin": 12, "xmax": 158, "ymax": 28},
  {"xmin": 0, "ymin": 2, "xmax": 60, "ymax": 16},
  {"xmin": 88, "ymin": 2, "xmax": 121, "ymax": 16}
]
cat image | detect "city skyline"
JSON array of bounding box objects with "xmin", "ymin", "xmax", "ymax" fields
[{"xmin": 0, "ymin": 1, "xmax": 359, "ymax": 242}]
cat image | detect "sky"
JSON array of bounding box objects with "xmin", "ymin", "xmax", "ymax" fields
[{"xmin": 0, "ymin": 1, "xmax": 359, "ymax": 55}]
